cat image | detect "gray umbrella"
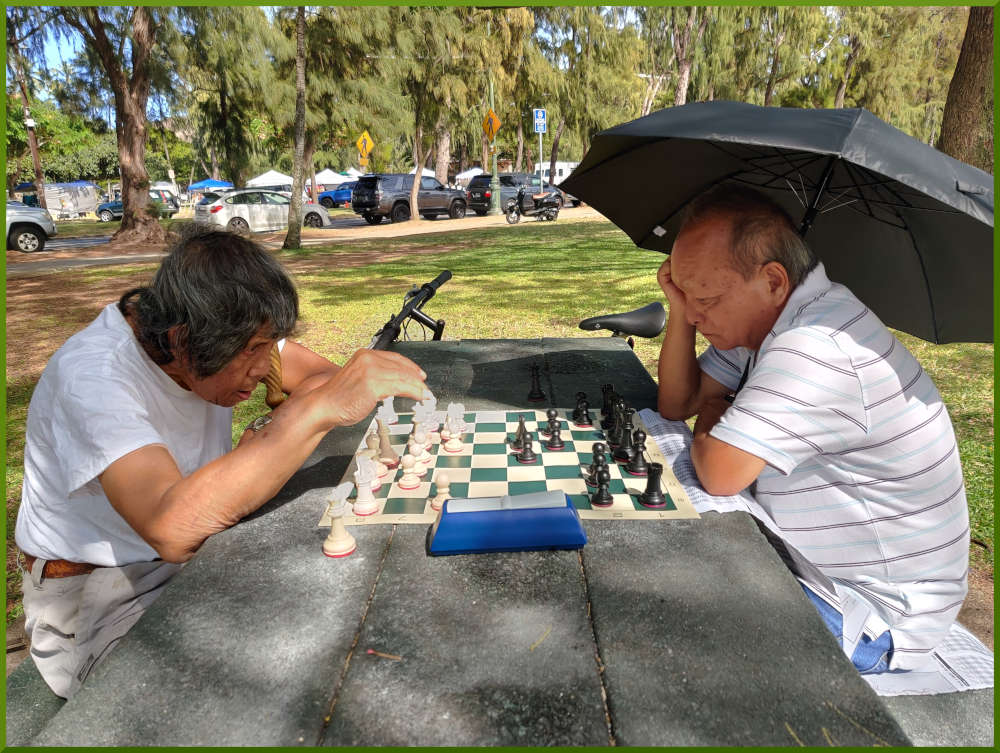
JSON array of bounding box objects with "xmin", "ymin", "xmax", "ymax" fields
[{"xmin": 561, "ymin": 101, "xmax": 993, "ymax": 344}]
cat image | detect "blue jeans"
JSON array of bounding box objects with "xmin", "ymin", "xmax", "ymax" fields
[{"xmin": 802, "ymin": 584, "xmax": 893, "ymax": 674}]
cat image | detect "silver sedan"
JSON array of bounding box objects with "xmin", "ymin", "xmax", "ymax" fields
[{"xmin": 193, "ymin": 189, "xmax": 333, "ymax": 233}]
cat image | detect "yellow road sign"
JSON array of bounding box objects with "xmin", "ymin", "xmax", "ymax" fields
[
  {"xmin": 482, "ymin": 109, "xmax": 501, "ymax": 142},
  {"xmin": 356, "ymin": 130, "xmax": 374, "ymax": 157},
  {"xmin": 359, "ymin": 155, "xmax": 369, "ymax": 167}
]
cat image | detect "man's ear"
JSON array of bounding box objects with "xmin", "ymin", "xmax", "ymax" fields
[{"xmin": 762, "ymin": 261, "xmax": 790, "ymax": 304}]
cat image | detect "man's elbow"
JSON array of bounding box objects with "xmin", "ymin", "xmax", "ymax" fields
[
  {"xmin": 690, "ymin": 437, "xmax": 753, "ymax": 497},
  {"xmin": 696, "ymin": 471, "xmax": 748, "ymax": 498},
  {"xmin": 657, "ymin": 395, "xmax": 695, "ymax": 422}
]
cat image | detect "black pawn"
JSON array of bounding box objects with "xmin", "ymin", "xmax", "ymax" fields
[
  {"xmin": 517, "ymin": 432, "xmax": 537, "ymax": 464},
  {"xmin": 578, "ymin": 405, "xmax": 593, "ymax": 427},
  {"xmin": 601, "ymin": 384, "xmax": 614, "ymax": 417},
  {"xmin": 541, "ymin": 407, "xmax": 559, "ymax": 437},
  {"xmin": 591, "ymin": 468, "xmax": 613, "ymax": 507},
  {"xmin": 546, "ymin": 424, "xmax": 565, "ymax": 450},
  {"xmin": 585, "ymin": 453, "xmax": 608, "ymax": 487},
  {"xmin": 527, "ymin": 363, "xmax": 545, "ymax": 402},
  {"xmin": 638, "ymin": 462, "xmax": 667, "ymax": 508},
  {"xmin": 625, "ymin": 430, "xmax": 649, "ymax": 476},
  {"xmin": 572, "ymin": 392, "xmax": 587, "ymax": 423},
  {"xmin": 591, "ymin": 442, "xmax": 607, "ymax": 464}
]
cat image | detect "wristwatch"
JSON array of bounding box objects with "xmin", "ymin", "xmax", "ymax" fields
[{"xmin": 247, "ymin": 414, "xmax": 273, "ymax": 433}]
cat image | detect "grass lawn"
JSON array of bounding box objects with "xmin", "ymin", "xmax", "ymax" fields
[{"xmin": 5, "ymin": 219, "xmax": 994, "ymax": 625}]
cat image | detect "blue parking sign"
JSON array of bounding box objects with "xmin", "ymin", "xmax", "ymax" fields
[{"xmin": 533, "ymin": 108, "xmax": 547, "ymax": 133}]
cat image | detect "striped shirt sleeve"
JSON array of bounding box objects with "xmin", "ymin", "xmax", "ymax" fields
[
  {"xmin": 698, "ymin": 345, "xmax": 751, "ymax": 392},
  {"xmin": 710, "ymin": 329, "xmax": 868, "ymax": 475}
]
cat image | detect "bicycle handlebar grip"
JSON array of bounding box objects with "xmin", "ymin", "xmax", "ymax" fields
[
  {"xmin": 423, "ymin": 269, "xmax": 452, "ymax": 295},
  {"xmin": 369, "ymin": 324, "xmax": 400, "ymax": 351}
]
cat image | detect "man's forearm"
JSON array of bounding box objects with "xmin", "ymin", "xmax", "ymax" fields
[{"xmin": 657, "ymin": 312, "xmax": 703, "ymax": 420}]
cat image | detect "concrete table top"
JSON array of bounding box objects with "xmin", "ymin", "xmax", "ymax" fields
[{"xmin": 24, "ymin": 338, "xmax": 909, "ymax": 746}]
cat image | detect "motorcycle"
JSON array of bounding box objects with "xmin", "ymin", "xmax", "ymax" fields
[{"xmin": 504, "ymin": 185, "xmax": 561, "ymax": 224}]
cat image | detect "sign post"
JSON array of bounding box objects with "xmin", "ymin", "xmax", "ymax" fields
[
  {"xmin": 483, "ymin": 82, "xmax": 503, "ymax": 215},
  {"xmin": 533, "ymin": 108, "xmax": 547, "ymax": 189}
]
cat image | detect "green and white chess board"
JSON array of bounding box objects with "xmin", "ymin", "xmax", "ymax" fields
[{"xmin": 318, "ymin": 409, "xmax": 700, "ymax": 527}]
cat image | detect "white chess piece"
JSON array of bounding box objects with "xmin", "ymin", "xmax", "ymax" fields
[
  {"xmin": 378, "ymin": 398, "xmax": 398, "ymax": 425},
  {"xmin": 323, "ymin": 483, "xmax": 357, "ymax": 557},
  {"xmin": 443, "ymin": 430, "xmax": 463, "ymax": 454},
  {"xmin": 353, "ymin": 456, "xmax": 380, "ymax": 516},
  {"xmin": 397, "ymin": 453, "xmax": 421, "ymax": 490},
  {"xmin": 412, "ymin": 430, "xmax": 433, "ymax": 463},
  {"xmin": 407, "ymin": 438, "xmax": 429, "ymax": 476},
  {"xmin": 430, "ymin": 471, "xmax": 450, "ymax": 512},
  {"xmin": 366, "ymin": 433, "xmax": 389, "ymax": 478},
  {"xmin": 447, "ymin": 403, "xmax": 467, "ymax": 434}
]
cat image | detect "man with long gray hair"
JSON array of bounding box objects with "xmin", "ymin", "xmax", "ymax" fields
[
  {"xmin": 657, "ymin": 184, "xmax": 968, "ymax": 676},
  {"xmin": 15, "ymin": 229, "xmax": 430, "ymax": 697}
]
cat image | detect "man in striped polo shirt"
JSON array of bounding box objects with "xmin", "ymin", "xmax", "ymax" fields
[{"xmin": 656, "ymin": 185, "xmax": 969, "ymax": 674}]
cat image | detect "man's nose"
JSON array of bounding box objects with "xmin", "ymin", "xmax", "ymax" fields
[
  {"xmin": 685, "ymin": 305, "xmax": 700, "ymax": 327},
  {"xmin": 249, "ymin": 349, "xmax": 272, "ymax": 379}
]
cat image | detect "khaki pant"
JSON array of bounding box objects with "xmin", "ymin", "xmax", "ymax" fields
[{"xmin": 22, "ymin": 558, "xmax": 181, "ymax": 698}]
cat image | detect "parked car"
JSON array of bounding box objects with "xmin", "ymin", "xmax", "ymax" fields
[
  {"xmin": 6, "ymin": 200, "xmax": 57, "ymax": 252},
  {"xmin": 351, "ymin": 174, "xmax": 467, "ymax": 224},
  {"xmin": 317, "ymin": 181, "xmax": 357, "ymax": 208},
  {"xmin": 466, "ymin": 173, "xmax": 565, "ymax": 216},
  {"xmin": 193, "ymin": 188, "xmax": 333, "ymax": 233},
  {"xmin": 97, "ymin": 190, "xmax": 180, "ymax": 222}
]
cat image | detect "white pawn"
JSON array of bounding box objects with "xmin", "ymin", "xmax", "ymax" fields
[
  {"xmin": 430, "ymin": 471, "xmax": 450, "ymax": 512},
  {"xmin": 412, "ymin": 430, "xmax": 433, "ymax": 463},
  {"xmin": 407, "ymin": 438, "xmax": 429, "ymax": 476},
  {"xmin": 366, "ymin": 433, "xmax": 390, "ymax": 478},
  {"xmin": 323, "ymin": 483, "xmax": 356, "ymax": 558},
  {"xmin": 397, "ymin": 453, "xmax": 422, "ymax": 490},
  {"xmin": 353, "ymin": 456, "xmax": 379, "ymax": 516},
  {"xmin": 444, "ymin": 427, "xmax": 463, "ymax": 453}
]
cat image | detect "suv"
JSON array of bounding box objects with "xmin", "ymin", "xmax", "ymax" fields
[
  {"xmin": 97, "ymin": 190, "xmax": 180, "ymax": 222},
  {"xmin": 6, "ymin": 200, "xmax": 57, "ymax": 252},
  {"xmin": 351, "ymin": 174, "xmax": 467, "ymax": 224},
  {"xmin": 466, "ymin": 173, "xmax": 565, "ymax": 216}
]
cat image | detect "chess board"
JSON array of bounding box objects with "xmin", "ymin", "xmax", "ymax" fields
[{"xmin": 318, "ymin": 409, "xmax": 700, "ymax": 527}]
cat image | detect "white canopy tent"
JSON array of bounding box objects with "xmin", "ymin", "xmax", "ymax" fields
[
  {"xmin": 455, "ymin": 167, "xmax": 484, "ymax": 181},
  {"xmin": 247, "ymin": 169, "xmax": 294, "ymax": 186},
  {"xmin": 309, "ymin": 168, "xmax": 348, "ymax": 187},
  {"xmin": 345, "ymin": 167, "xmax": 364, "ymax": 178},
  {"xmin": 409, "ymin": 167, "xmax": 436, "ymax": 177}
]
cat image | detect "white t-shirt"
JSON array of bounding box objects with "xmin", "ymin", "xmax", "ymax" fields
[
  {"xmin": 699, "ymin": 264, "xmax": 969, "ymax": 671},
  {"xmin": 16, "ymin": 303, "xmax": 234, "ymax": 566}
]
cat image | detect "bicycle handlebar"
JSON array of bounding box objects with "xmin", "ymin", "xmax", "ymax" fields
[{"xmin": 368, "ymin": 270, "xmax": 452, "ymax": 350}]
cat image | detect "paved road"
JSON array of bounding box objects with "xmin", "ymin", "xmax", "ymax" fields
[{"xmin": 47, "ymin": 235, "xmax": 113, "ymax": 250}]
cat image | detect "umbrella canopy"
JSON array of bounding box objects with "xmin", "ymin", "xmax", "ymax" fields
[
  {"xmin": 247, "ymin": 169, "xmax": 294, "ymax": 186},
  {"xmin": 561, "ymin": 101, "xmax": 993, "ymax": 344},
  {"xmin": 188, "ymin": 178, "xmax": 233, "ymax": 191}
]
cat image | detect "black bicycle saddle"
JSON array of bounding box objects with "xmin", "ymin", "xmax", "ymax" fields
[{"xmin": 578, "ymin": 301, "xmax": 666, "ymax": 338}]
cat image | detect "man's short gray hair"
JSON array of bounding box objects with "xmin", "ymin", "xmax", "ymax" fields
[
  {"xmin": 119, "ymin": 228, "xmax": 299, "ymax": 378},
  {"xmin": 680, "ymin": 184, "xmax": 818, "ymax": 288}
]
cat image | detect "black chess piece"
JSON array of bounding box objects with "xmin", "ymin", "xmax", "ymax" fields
[
  {"xmin": 590, "ymin": 468, "xmax": 613, "ymax": 507},
  {"xmin": 638, "ymin": 462, "xmax": 667, "ymax": 508},
  {"xmin": 578, "ymin": 403, "xmax": 593, "ymax": 427},
  {"xmin": 517, "ymin": 432, "xmax": 538, "ymax": 464},
  {"xmin": 572, "ymin": 392, "xmax": 587, "ymax": 423},
  {"xmin": 613, "ymin": 409, "xmax": 636, "ymax": 463},
  {"xmin": 585, "ymin": 453, "xmax": 609, "ymax": 487},
  {"xmin": 509, "ymin": 415, "xmax": 527, "ymax": 450},
  {"xmin": 541, "ymin": 408, "xmax": 559, "ymax": 436},
  {"xmin": 527, "ymin": 363, "xmax": 546, "ymax": 402},
  {"xmin": 601, "ymin": 384, "xmax": 613, "ymax": 417},
  {"xmin": 625, "ymin": 429, "xmax": 649, "ymax": 476},
  {"xmin": 546, "ymin": 425, "xmax": 565, "ymax": 450},
  {"xmin": 591, "ymin": 442, "xmax": 607, "ymax": 463}
]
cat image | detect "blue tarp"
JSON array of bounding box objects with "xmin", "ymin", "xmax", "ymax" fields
[{"xmin": 188, "ymin": 178, "xmax": 233, "ymax": 191}]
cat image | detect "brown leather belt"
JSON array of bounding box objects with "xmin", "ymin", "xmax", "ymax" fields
[{"xmin": 22, "ymin": 553, "xmax": 99, "ymax": 579}]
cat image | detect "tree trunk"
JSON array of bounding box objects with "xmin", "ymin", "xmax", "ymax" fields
[
  {"xmin": 548, "ymin": 118, "xmax": 565, "ymax": 187},
  {"xmin": 435, "ymin": 123, "xmax": 451, "ymax": 184},
  {"xmin": 515, "ymin": 121, "xmax": 524, "ymax": 172},
  {"xmin": 8, "ymin": 45, "xmax": 47, "ymax": 208},
  {"xmin": 410, "ymin": 109, "xmax": 423, "ymax": 219},
  {"xmin": 937, "ymin": 6, "xmax": 993, "ymax": 172},
  {"xmin": 283, "ymin": 7, "xmax": 307, "ymax": 249},
  {"xmin": 62, "ymin": 7, "xmax": 164, "ymax": 243},
  {"xmin": 210, "ymin": 147, "xmax": 220, "ymax": 180},
  {"xmin": 834, "ymin": 38, "xmax": 860, "ymax": 109}
]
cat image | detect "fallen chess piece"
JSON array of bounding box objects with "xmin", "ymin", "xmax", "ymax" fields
[{"xmin": 323, "ymin": 483, "xmax": 357, "ymax": 558}]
